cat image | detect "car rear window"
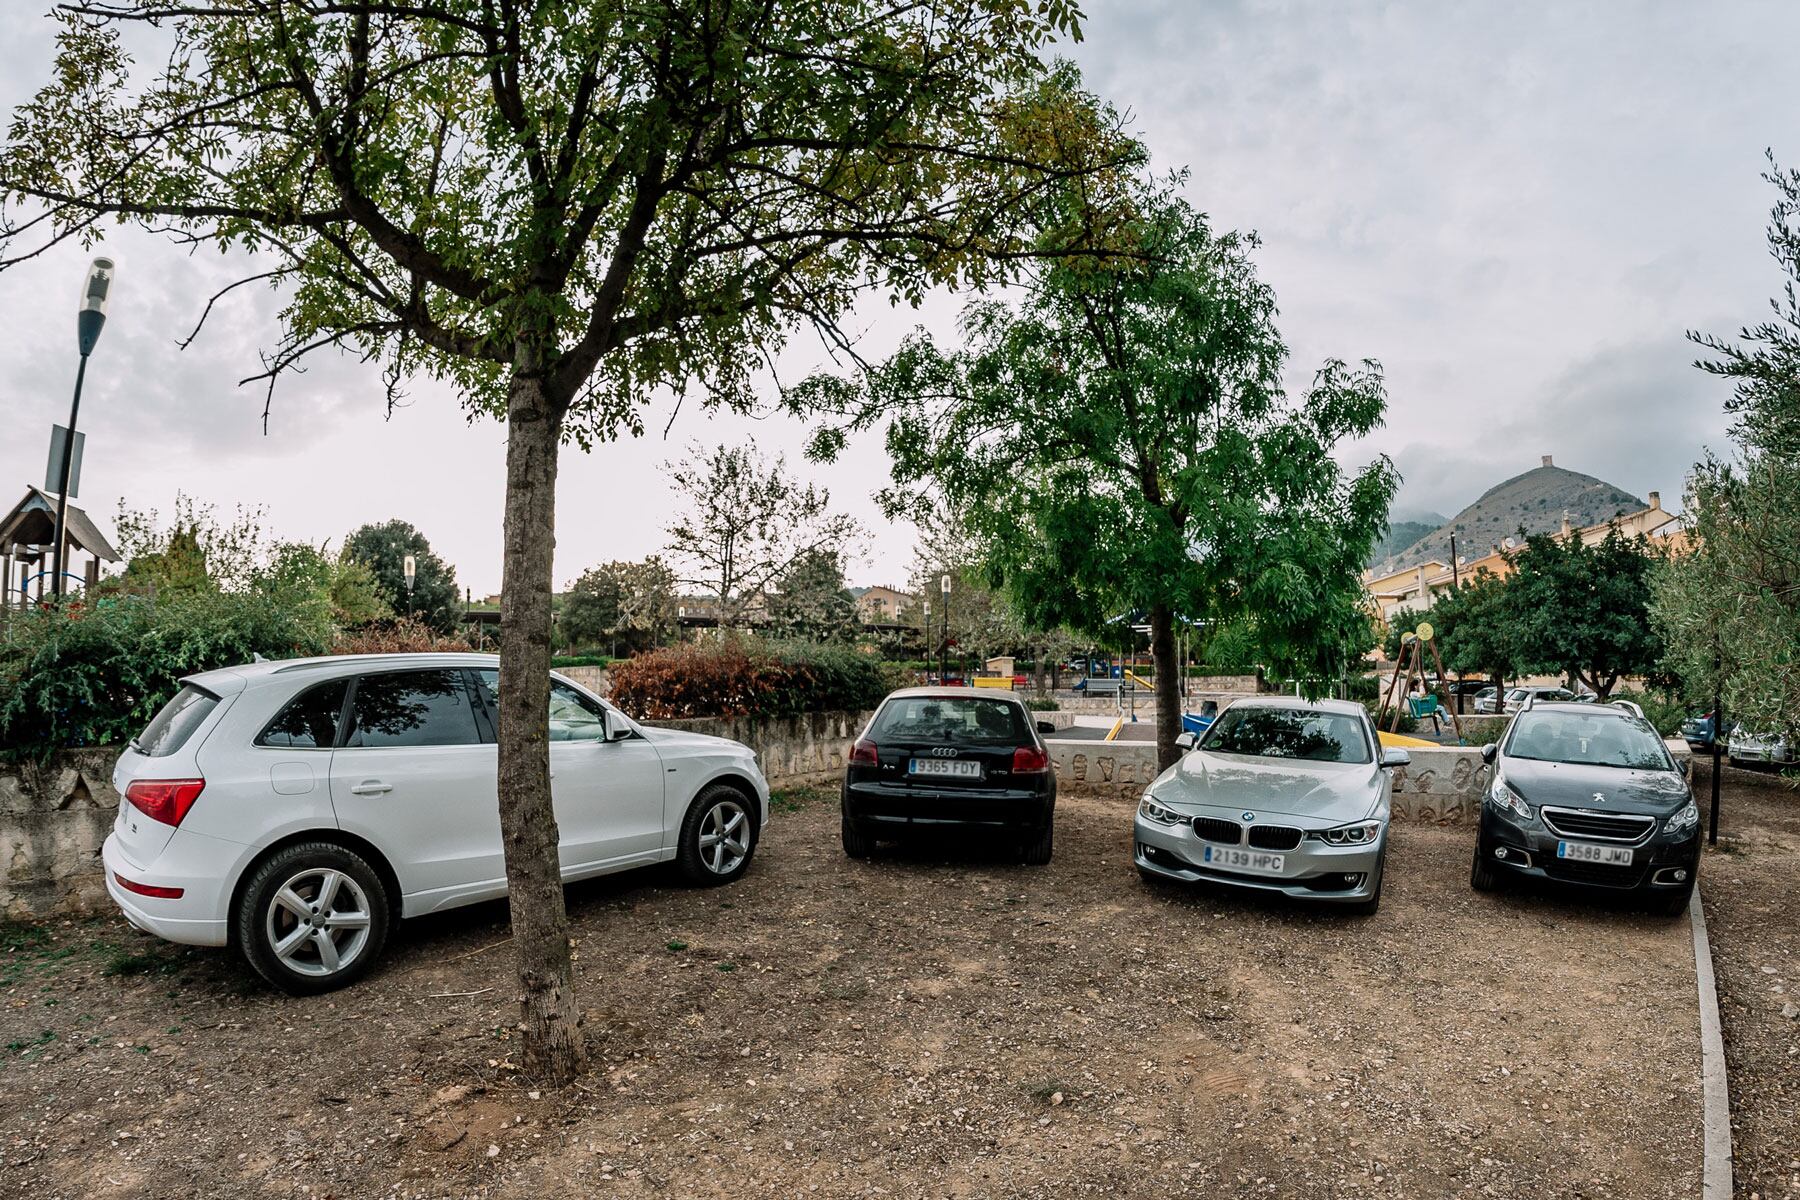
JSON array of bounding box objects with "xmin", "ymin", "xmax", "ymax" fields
[
  {"xmin": 345, "ymin": 670, "xmax": 482, "ymax": 748},
  {"xmin": 870, "ymin": 696, "xmax": 1030, "ymax": 745},
  {"xmin": 1200, "ymin": 707, "xmax": 1372, "ymax": 764},
  {"xmin": 256, "ymin": 679, "xmax": 349, "ymax": 749},
  {"xmin": 134, "ymin": 685, "xmax": 219, "ymax": 758}
]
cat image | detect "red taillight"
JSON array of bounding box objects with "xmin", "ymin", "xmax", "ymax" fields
[
  {"xmin": 114, "ymin": 872, "xmax": 184, "ymax": 900},
  {"xmin": 124, "ymin": 778, "xmax": 205, "ymax": 827},
  {"xmin": 1012, "ymin": 745, "xmax": 1049, "ymax": 773},
  {"xmin": 850, "ymin": 739, "xmax": 879, "ymax": 765}
]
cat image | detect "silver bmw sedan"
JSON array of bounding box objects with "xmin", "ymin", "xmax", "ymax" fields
[{"xmin": 1133, "ymin": 697, "xmax": 1409, "ymax": 914}]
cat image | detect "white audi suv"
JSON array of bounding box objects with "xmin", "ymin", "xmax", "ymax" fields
[{"xmin": 102, "ymin": 653, "xmax": 769, "ymax": 992}]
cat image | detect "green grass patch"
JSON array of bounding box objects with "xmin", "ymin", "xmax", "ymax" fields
[
  {"xmin": 102, "ymin": 949, "xmax": 183, "ymax": 978},
  {"xmin": 666, "ymin": 940, "xmax": 689, "ymax": 952}
]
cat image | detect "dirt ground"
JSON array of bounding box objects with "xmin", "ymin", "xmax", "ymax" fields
[
  {"xmin": 1691, "ymin": 764, "xmax": 1800, "ymax": 1200},
  {"xmin": 1, "ymin": 788, "xmax": 1706, "ymax": 1200}
]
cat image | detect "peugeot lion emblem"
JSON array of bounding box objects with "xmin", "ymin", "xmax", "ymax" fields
[{"xmin": 1592, "ymin": 792, "xmax": 1606, "ymax": 804}]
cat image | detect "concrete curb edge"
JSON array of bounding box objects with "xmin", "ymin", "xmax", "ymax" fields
[{"xmin": 1690, "ymin": 886, "xmax": 1732, "ymax": 1199}]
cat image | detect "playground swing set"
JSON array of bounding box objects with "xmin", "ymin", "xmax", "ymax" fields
[{"xmin": 1377, "ymin": 621, "xmax": 1466, "ymax": 743}]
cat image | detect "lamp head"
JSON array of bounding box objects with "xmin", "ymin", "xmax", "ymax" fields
[{"xmin": 77, "ymin": 257, "xmax": 115, "ymax": 355}]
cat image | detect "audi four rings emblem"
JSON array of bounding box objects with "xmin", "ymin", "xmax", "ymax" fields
[{"xmin": 930, "ymin": 747, "xmax": 959, "ymax": 757}]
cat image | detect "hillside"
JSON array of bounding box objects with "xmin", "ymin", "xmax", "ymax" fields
[
  {"xmin": 1369, "ymin": 518, "xmax": 1442, "ymax": 565},
  {"xmin": 1372, "ymin": 460, "xmax": 1644, "ymax": 573}
]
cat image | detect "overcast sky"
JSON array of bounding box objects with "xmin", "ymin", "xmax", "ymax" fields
[{"xmin": 3, "ymin": 2, "xmax": 1794, "ymax": 595}]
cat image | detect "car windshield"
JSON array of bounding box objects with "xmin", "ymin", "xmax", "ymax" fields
[
  {"xmin": 870, "ymin": 696, "xmax": 1029, "ymax": 745},
  {"xmin": 1199, "ymin": 707, "xmax": 1371, "ymax": 765},
  {"xmin": 1506, "ymin": 711, "xmax": 1672, "ymax": 770}
]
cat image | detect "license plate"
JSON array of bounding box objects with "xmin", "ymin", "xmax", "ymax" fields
[
  {"xmin": 1202, "ymin": 845, "xmax": 1284, "ymax": 874},
  {"xmin": 1557, "ymin": 841, "xmax": 1634, "ymax": 866},
  {"xmin": 909, "ymin": 758, "xmax": 981, "ymax": 779}
]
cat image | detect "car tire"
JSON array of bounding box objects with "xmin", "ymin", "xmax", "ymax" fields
[
  {"xmin": 1653, "ymin": 884, "xmax": 1696, "ymax": 918},
  {"xmin": 236, "ymin": 841, "xmax": 391, "ymax": 996},
  {"xmin": 841, "ymin": 814, "xmax": 875, "ymax": 859},
  {"xmin": 677, "ymin": 784, "xmax": 759, "ymax": 886},
  {"xmin": 1469, "ymin": 845, "xmax": 1503, "ymax": 893},
  {"xmin": 1020, "ymin": 822, "xmax": 1054, "ymax": 866}
]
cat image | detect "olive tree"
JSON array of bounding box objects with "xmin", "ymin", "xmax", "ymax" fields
[{"xmin": 0, "ymin": 1, "xmax": 1132, "ymax": 1081}]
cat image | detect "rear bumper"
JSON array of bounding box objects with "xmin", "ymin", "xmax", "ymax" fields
[
  {"xmin": 1132, "ymin": 814, "xmax": 1384, "ymax": 904},
  {"xmin": 842, "ymin": 778, "xmax": 1053, "ymax": 834},
  {"xmin": 102, "ymin": 833, "xmax": 231, "ymax": 947},
  {"xmin": 1476, "ymin": 808, "xmax": 1700, "ymax": 894}
]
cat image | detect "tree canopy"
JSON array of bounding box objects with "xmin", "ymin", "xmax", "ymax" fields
[
  {"xmin": 343, "ymin": 520, "xmax": 462, "ymax": 633},
  {"xmin": 561, "ymin": 557, "xmax": 677, "ymax": 656},
  {"xmin": 806, "ymin": 181, "xmax": 1396, "ymax": 767}
]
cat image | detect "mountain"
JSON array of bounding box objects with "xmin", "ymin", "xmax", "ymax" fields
[
  {"xmin": 1370, "ymin": 519, "xmax": 1442, "ymax": 565},
  {"xmin": 1370, "ymin": 460, "xmax": 1645, "ymax": 574}
]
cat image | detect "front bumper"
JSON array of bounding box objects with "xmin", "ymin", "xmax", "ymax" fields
[
  {"xmin": 1132, "ymin": 813, "xmax": 1384, "ymax": 904},
  {"xmin": 1476, "ymin": 806, "xmax": 1700, "ymax": 893}
]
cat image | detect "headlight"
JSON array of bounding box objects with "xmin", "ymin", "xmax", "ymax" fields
[
  {"xmin": 1308, "ymin": 820, "xmax": 1384, "ymax": 845},
  {"xmin": 1138, "ymin": 795, "xmax": 1185, "ymax": 826},
  {"xmin": 1486, "ymin": 773, "xmax": 1533, "ymax": 822},
  {"xmin": 1664, "ymin": 801, "xmax": 1700, "ymax": 837}
]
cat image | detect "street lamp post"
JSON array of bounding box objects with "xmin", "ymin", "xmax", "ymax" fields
[
  {"xmin": 51, "ymin": 257, "xmax": 115, "ymax": 597},
  {"xmin": 939, "ymin": 574, "xmax": 951, "ymax": 685},
  {"xmin": 403, "ymin": 554, "xmax": 417, "ymax": 620},
  {"xmin": 921, "ymin": 600, "xmax": 931, "ymax": 680}
]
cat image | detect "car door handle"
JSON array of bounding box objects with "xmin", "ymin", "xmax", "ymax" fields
[{"xmin": 349, "ymin": 781, "xmax": 392, "ymax": 796}]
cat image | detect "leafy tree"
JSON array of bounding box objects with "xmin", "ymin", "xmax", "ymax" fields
[
  {"xmin": 562, "ymin": 558, "xmax": 677, "ymax": 657},
  {"xmin": 1656, "ymin": 159, "xmax": 1800, "ymax": 740},
  {"xmin": 1430, "ymin": 571, "xmax": 1521, "ymax": 686},
  {"xmin": 809, "ymin": 182, "xmax": 1395, "ymax": 768},
  {"xmin": 1504, "ymin": 527, "xmax": 1660, "ymax": 699},
  {"xmin": 768, "ymin": 550, "xmax": 860, "ymax": 642},
  {"xmin": 343, "ymin": 521, "xmax": 462, "ymax": 634},
  {"xmin": 1, "ymin": 2, "xmax": 1133, "ymax": 1080},
  {"xmin": 665, "ymin": 443, "xmax": 865, "ymax": 629},
  {"xmin": 328, "ymin": 555, "xmax": 395, "ymax": 627}
]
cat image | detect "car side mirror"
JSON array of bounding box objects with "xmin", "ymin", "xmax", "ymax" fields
[
  {"xmin": 1480, "ymin": 743, "xmax": 1497, "ymax": 765},
  {"xmin": 1380, "ymin": 747, "xmax": 1410, "ymax": 768},
  {"xmin": 1682, "ymin": 757, "xmax": 1692, "ymax": 778},
  {"xmin": 1175, "ymin": 731, "xmax": 1198, "ymax": 751},
  {"xmin": 604, "ymin": 711, "xmax": 634, "ymax": 742},
  {"xmin": 1036, "ymin": 720, "xmax": 1057, "ymax": 735}
]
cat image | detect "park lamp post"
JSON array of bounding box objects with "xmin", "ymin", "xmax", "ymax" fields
[
  {"xmin": 51, "ymin": 257, "xmax": 115, "ymax": 597},
  {"xmin": 939, "ymin": 573, "xmax": 951, "ymax": 685},
  {"xmin": 403, "ymin": 554, "xmax": 417, "ymax": 619}
]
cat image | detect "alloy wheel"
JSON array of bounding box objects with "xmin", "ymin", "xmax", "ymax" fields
[
  {"xmin": 697, "ymin": 799, "xmax": 752, "ymax": 875},
  {"xmin": 264, "ymin": 867, "xmax": 373, "ymax": 978}
]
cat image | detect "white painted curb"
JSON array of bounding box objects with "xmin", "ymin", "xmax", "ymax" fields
[{"xmin": 1689, "ymin": 888, "xmax": 1732, "ymax": 1199}]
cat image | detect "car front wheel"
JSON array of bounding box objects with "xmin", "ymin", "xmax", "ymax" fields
[
  {"xmin": 1469, "ymin": 845, "xmax": 1503, "ymax": 893},
  {"xmin": 678, "ymin": 785, "xmax": 758, "ymax": 885},
  {"xmin": 236, "ymin": 842, "xmax": 391, "ymax": 995}
]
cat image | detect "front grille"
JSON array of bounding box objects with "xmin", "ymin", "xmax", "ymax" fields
[
  {"xmin": 1540, "ymin": 806, "xmax": 1656, "ymax": 843},
  {"xmin": 1544, "ymin": 857, "xmax": 1645, "ymax": 888},
  {"xmin": 1247, "ymin": 825, "xmax": 1302, "ymax": 851},
  {"xmin": 1191, "ymin": 817, "xmax": 1241, "ymax": 844}
]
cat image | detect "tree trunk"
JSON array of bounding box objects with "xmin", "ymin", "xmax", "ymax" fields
[
  {"xmin": 498, "ymin": 370, "xmax": 587, "ymax": 1084},
  {"xmin": 1150, "ymin": 603, "xmax": 1182, "ymax": 772}
]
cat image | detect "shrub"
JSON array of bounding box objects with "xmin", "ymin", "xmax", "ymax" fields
[
  {"xmin": 609, "ymin": 637, "xmax": 899, "ymax": 720},
  {"xmin": 1024, "ymin": 696, "xmax": 1060, "ymax": 711},
  {"xmin": 1612, "ymin": 688, "xmax": 1688, "ymax": 737},
  {"xmin": 330, "ymin": 618, "xmax": 472, "ymax": 655},
  {"xmin": 0, "ymin": 590, "xmax": 333, "ymax": 760},
  {"xmin": 551, "ymin": 654, "xmax": 613, "ymax": 669}
]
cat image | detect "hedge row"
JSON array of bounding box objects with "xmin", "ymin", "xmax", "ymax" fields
[{"xmin": 609, "ymin": 638, "xmax": 900, "ymax": 720}]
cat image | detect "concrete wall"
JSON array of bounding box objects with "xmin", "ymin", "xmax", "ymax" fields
[{"xmin": 0, "ymin": 749, "xmax": 119, "ymax": 920}]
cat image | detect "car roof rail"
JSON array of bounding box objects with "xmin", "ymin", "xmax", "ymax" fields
[
  {"xmin": 1520, "ymin": 691, "xmax": 1535, "ymax": 713},
  {"xmin": 1609, "ymin": 699, "xmax": 1645, "ymax": 720}
]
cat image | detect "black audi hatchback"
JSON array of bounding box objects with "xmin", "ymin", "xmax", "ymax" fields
[
  {"xmin": 1472, "ymin": 701, "xmax": 1701, "ymax": 915},
  {"xmin": 841, "ymin": 689, "xmax": 1058, "ymax": 863}
]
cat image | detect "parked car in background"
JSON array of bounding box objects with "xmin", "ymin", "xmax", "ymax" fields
[
  {"xmin": 1472, "ymin": 687, "xmax": 1502, "ymax": 714},
  {"xmin": 1680, "ymin": 711, "xmax": 1736, "ymax": 754},
  {"xmin": 1502, "ymin": 686, "xmax": 1574, "ymax": 713},
  {"xmin": 841, "ymin": 689, "xmax": 1057, "ymax": 863},
  {"xmin": 1471, "ymin": 701, "xmax": 1699, "ymax": 916},
  {"xmin": 1133, "ymin": 697, "xmax": 1407, "ymax": 914},
  {"xmin": 1727, "ymin": 727, "xmax": 1797, "ymax": 768},
  {"xmin": 103, "ymin": 654, "xmax": 770, "ymax": 993}
]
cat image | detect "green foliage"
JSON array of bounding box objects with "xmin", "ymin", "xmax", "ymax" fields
[
  {"xmin": 342, "ymin": 520, "xmax": 462, "ymax": 634},
  {"xmin": 550, "ymin": 655, "xmax": 614, "ymax": 670},
  {"xmin": 608, "ymin": 637, "xmax": 898, "ymax": 720},
  {"xmin": 562, "ymin": 558, "xmax": 677, "ymax": 655},
  {"xmin": 1505, "ymin": 527, "xmax": 1660, "ymax": 697},
  {"xmin": 0, "ymin": 590, "xmax": 333, "ymax": 760},
  {"xmin": 1024, "ymin": 696, "xmax": 1060, "ymax": 712},
  {"xmin": 768, "ymin": 550, "xmax": 860, "ymax": 642}
]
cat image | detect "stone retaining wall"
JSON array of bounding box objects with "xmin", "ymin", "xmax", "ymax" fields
[
  {"xmin": 646, "ymin": 710, "xmax": 874, "ymax": 788},
  {"xmin": 1, "ymin": 749, "xmax": 120, "ymax": 920}
]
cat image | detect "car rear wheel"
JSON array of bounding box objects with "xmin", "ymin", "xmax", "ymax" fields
[
  {"xmin": 841, "ymin": 814, "xmax": 875, "ymax": 859},
  {"xmin": 237, "ymin": 842, "xmax": 391, "ymax": 995},
  {"xmin": 677, "ymin": 785, "xmax": 758, "ymax": 885},
  {"xmin": 1020, "ymin": 822, "xmax": 1054, "ymax": 866},
  {"xmin": 1469, "ymin": 845, "xmax": 1503, "ymax": 893}
]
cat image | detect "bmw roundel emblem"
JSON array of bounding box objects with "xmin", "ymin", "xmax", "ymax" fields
[{"xmin": 1241, "ymin": 811, "xmax": 1255, "ymax": 821}]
